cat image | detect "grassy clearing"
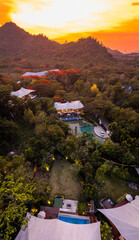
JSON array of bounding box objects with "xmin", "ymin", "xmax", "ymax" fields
[
  {"xmin": 99, "ymin": 175, "xmax": 139, "ymax": 203},
  {"xmin": 49, "ymin": 157, "xmax": 82, "ymax": 200}
]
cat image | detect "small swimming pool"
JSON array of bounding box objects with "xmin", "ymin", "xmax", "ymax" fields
[
  {"xmin": 58, "ymin": 215, "xmax": 90, "ymax": 224},
  {"xmin": 80, "ymin": 123, "xmax": 93, "ymax": 135}
]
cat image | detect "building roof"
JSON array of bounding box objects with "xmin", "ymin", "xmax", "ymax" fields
[
  {"xmin": 98, "ymin": 195, "xmax": 139, "ymax": 240},
  {"xmin": 22, "ymin": 69, "xmax": 60, "ymax": 77},
  {"xmin": 59, "ymin": 199, "xmax": 78, "ymax": 214},
  {"xmin": 54, "ymin": 101, "xmax": 84, "ymax": 110},
  {"xmin": 15, "ymin": 213, "xmax": 101, "ymax": 240},
  {"xmin": 11, "ymin": 87, "xmax": 35, "ymax": 98}
]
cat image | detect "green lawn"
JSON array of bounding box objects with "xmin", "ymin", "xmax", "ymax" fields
[
  {"xmin": 49, "ymin": 157, "xmax": 82, "ymax": 200},
  {"xmin": 49, "ymin": 156, "xmax": 139, "ymax": 203},
  {"xmin": 98, "ymin": 175, "xmax": 139, "ymax": 203}
]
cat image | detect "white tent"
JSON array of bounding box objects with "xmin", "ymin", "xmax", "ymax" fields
[
  {"xmin": 54, "ymin": 102, "xmax": 68, "ymax": 110},
  {"xmin": 54, "ymin": 101, "xmax": 84, "ymax": 111},
  {"xmin": 71, "ymin": 101, "xmax": 84, "ymax": 109},
  {"xmin": 22, "ymin": 69, "xmax": 60, "ymax": 77},
  {"xmin": 11, "ymin": 88, "xmax": 35, "ymax": 98},
  {"xmin": 98, "ymin": 196, "xmax": 139, "ymax": 240},
  {"xmin": 15, "ymin": 213, "xmax": 101, "ymax": 240}
]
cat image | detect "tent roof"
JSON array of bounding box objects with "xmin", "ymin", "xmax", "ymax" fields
[
  {"xmin": 15, "ymin": 213, "xmax": 101, "ymax": 240},
  {"xmin": 11, "ymin": 88, "xmax": 35, "ymax": 98},
  {"xmin": 54, "ymin": 101, "xmax": 84, "ymax": 110},
  {"xmin": 98, "ymin": 196, "xmax": 139, "ymax": 240},
  {"xmin": 22, "ymin": 69, "xmax": 60, "ymax": 77}
]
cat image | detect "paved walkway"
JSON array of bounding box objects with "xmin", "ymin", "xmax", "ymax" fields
[{"xmin": 94, "ymin": 126, "xmax": 109, "ymax": 138}]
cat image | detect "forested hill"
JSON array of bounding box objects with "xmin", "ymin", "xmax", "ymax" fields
[
  {"xmin": 0, "ymin": 22, "xmax": 60, "ymax": 57},
  {"xmin": 56, "ymin": 37, "xmax": 114, "ymax": 64},
  {"xmin": 0, "ymin": 22, "xmax": 114, "ymax": 65}
]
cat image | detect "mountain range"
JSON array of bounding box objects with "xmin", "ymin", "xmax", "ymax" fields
[
  {"xmin": 0, "ymin": 22, "xmax": 115, "ymax": 66},
  {"xmin": 107, "ymin": 47, "xmax": 139, "ymax": 58}
]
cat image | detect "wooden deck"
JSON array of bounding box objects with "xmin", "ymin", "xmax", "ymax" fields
[{"xmin": 40, "ymin": 206, "xmax": 59, "ymax": 219}]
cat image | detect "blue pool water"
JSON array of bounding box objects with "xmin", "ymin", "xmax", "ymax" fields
[
  {"xmin": 58, "ymin": 215, "xmax": 90, "ymax": 224},
  {"xmin": 80, "ymin": 123, "xmax": 93, "ymax": 135}
]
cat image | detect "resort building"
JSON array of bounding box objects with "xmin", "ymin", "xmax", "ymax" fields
[
  {"xmin": 11, "ymin": 87, "xmax": 36, "ymax": 99},
  {"xmin": 54, "ymin": 101, "xmax": 84, "ymax": 121}
]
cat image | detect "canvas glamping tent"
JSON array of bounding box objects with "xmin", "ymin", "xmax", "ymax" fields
[
  {"xmin": 98, "ymin": 195, "xmax": 139, "ymax": 240},
  {"xmin": 54, "ymin": 101, "xmax": 84, "ymax": 111},
  {"xmin": 11, "ymin": 88, "xmax": 35, "ymax": 98},
  {"xmin": 22, "ymin": 69, "xmax": 60, "ymax": 77},
  {"xmin": 15, "ymin": 213, "xmax": 101, "ymax": 240}
]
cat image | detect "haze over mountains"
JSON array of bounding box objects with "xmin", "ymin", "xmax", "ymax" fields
[
  {"xmin": 107, "ymin": 47, "xmax": 139, "ymax": 58},
  {"xmin": 0, "ymin": 22, "xmax": 114, "ymax": 66}
]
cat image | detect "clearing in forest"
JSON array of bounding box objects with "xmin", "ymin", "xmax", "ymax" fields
[{"xmin": 49, "ymin": 157, "xmax": 82, "ymax": 200}]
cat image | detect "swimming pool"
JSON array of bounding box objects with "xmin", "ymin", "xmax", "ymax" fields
[
  {"xmin": 58, "ymin": 215, "xmax": 90, "ymax": 224},
  {"xmin": 68, "ymin": 120, "xmax": 105, "ymax": 143},
  {"xmin": 80, "ymin": 123, "xmax": 93, "ymax": 135}
]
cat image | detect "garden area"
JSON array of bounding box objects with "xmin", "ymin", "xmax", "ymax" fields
[
  {"xmin": 49, "ymin": 156, "xmax": 82, "ymax": 200},
  {"xmin": 99, "ymin": 175, "xmax": 139, "ymax": 203}
]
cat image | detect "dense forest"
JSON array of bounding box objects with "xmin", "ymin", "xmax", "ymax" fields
[{"xmin": 0, "ymin": 22, "xmax": 139, "ymax": 240}]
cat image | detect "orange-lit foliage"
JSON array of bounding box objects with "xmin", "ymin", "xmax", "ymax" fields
[
  {"xmin": 3, "ymin": 78, "xmax": 10, "ymax": 82},
  {"xmin": 20, "ymin": 69, "xmax": 80, "ymax": 89},
  {"xmin": 53, "ymin": 95, "xmax": 63, "ymax": 102},
  {"xmin": 47, "ymin": 69, "xmax": 80, "ymax": 80},
  {"xmin": 41, "ymin": 64, "xmax": 47, "ymax": 68},
  {"xmin": 39, "ymin": 80, "xmax": 50, "ymax": 84},
  {"xmin": 47, "ymin": 71, "xmax": 63, "ymax": 79},
  {"xmin": 24, "ymin": 69, "xmax": 32, "ymax": 72},
  {"xmin": 13, "ymin": 68, "xmax": 23, "ymax": 73},
  {"xmin": 65, "ymin": 69, "xmax": 80, "ymax": 73},
  {"xmin": 20, "ymin": 59, "xmax": 26, "ymax": 63},
  {"xmin": 20, "ymin": 76, "xmax": 31, "ymax": 79}
]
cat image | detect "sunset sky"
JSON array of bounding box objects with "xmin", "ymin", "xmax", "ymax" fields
[{"xmin": 0, "ymin": 0, "xmax": 139, "ymax": 52}]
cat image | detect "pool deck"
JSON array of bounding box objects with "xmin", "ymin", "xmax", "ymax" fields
[{"xmin": 94, "ymin": 126, "xmax": 109, "ymax": 138}]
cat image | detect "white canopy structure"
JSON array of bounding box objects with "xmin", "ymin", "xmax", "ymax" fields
[
  {"xmin": 11, "ymin": 88, "xmax": 35, "ymax": 98},
  {"xmin": 15, "ymin": 213, "xmax": 101, "ymax": 240},
  {"xmin": 98, "ymin": 196, "xmax": 139, "ymax": 240},
  {"xmin": 54, "ymin": 101, "xmax": 84, "ymax": 111},
  {"xmin": 22, "ymin": 69, "xmax": 60, "ymax": 77}
]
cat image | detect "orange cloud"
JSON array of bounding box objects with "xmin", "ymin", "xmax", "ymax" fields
[
  {"xmin": 54, "ymin": 18, "xmax": 139, "ymax": 52},
  {"xmin": 0, "ymin": 0, "xmax": 13, "ymax": 25},
  {"xmin": 0, "ymin": 0, "xmax": 49, "ymax": 26},
  {"xmin": 110, "ymin": 18, "xmax": 139, "ymax": 33},
  {"xmin": 132, "ymin": 2, "xmax": 139, "ymax": 6}
]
